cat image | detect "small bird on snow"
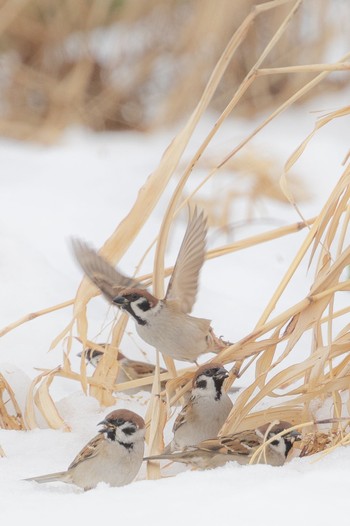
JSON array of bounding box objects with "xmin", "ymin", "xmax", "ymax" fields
[
  {"xmin": 145, "ymin": 421, "xmax": 300, "ymax": 469},
  {"xmin": 164, "ymin": 363, "xmax": 233, "ymax": 452},
  {"xmin": 25, "ymin": 409, "xmax": 145, "ymax": 490}
]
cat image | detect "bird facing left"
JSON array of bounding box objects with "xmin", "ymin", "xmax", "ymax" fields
[
  {"xmin": 71, "ymin": 207, "xmax": 231, "ymax": 363},
  {"xmin": 24, "ymin": 409, "xmax": 145, "ymax": 491}
]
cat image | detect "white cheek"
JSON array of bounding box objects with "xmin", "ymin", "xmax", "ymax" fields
[
  {"xmin": 192, "ymin": 377, "xmax": 217, "ymax": 398},
  {"xmin": 133, "ymin": 300, "xmax": 162, "ymax": 319},
  {"xmin": 270, "ymin": 440, "xmax": 286, "ymax": 457}
]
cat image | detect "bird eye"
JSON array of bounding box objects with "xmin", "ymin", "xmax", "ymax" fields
[
  {"xmin": 130, "ymin": 293, "xmax": 139, "ymax": 301},
  {"xmin": 271, "ymin": 439, "xmax": 280, "ymax": 446}
]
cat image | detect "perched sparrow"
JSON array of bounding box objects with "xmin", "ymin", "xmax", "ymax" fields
[
  {"xmin": 78, "ymin": 345, "xmax": 167, "ymax": 393},
  {"xmin": 72, "ymin": 208, "xmax": 231, "ymax": 363},
  {"xmin": 145, "ymin": 421, "xmax": 300, "ymax": 469},
  {"xmin": 25, "ymin": 409, "xmax": 145, "ymax": 490},
  {"xmin": 164, "ymin": 363, "xmax": 233, "ymax": 452}
]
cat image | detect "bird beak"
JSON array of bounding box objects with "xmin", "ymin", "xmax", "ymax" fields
[
  {"xmin": 113, "ymin": 296, "xmax": 129, "ymax": 306},
  {"xmin": 214, "ymin": 368, "xmax": 229, "ymax": 380},
  {"xmin": 98, "ymin": 419, "xmax": 109, "ymax": 427}
]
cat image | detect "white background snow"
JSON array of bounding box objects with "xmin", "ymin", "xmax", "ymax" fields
[{"xmin": 0, "ymin": 85, "xmax": 349, "ymax": 525}]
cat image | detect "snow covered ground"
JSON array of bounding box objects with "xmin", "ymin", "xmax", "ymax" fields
[{"xmin": 0, "ymin": 89, "xmax": 350, "ymax": 525}]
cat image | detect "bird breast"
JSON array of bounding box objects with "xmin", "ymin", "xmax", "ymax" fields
[
  {"xmin": 135, "ymin": 306, "xmax": 212, "ymax": 362},
  {"xmin": 71, "ymin": 439, "xmax": 144, "ymax": 489}
]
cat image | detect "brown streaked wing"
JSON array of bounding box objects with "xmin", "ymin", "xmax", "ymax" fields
[
  {"xmin": 165, "ymin": 207, "xmax": 207, "ymax": 313},
  {"xmin": 197, "ymin": 431, "xmax": 261, "ymax": 458},
  {"xmin": 68, "ymin": 434, "xmax": 104, "ymax": 470},
  {"xmin": 223, "ymin": 431, "xmax": 261, "ymax": 456},
  {"xmin": 172, "ymin": 396, "xmax": 195, "ymax": 433},
  {"xmin": 71, "ymin": 239, "xmax": 141, "ymax": 302}
]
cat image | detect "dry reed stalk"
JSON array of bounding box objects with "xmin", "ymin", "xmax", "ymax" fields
[{"xmin": 0, "ymin": 373, "xmax": 26, "ymax": 430}]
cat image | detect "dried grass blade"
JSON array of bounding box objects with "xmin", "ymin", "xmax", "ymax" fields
[
  {"xmin": 0, "ymin": 373, "xmax": 25, "ymax": 430},
  {"xmin": 34, "ymin": 369, "xmax": 70, "ymax": 431}
]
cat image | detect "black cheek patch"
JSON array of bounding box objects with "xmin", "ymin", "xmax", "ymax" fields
[
  {"xmin": 271, "ymin": 439, "xmax": 280, "ymax": 446},
  {"xmin": 284, "ymin": 439, "xmax": 294, "ymax": 456},
  {"xmin": 137, "ymin": 300, "xmax": 151, "ymax": 312},
  {"xmin": 123, "ymin": 426, "xmax": 136, "ymax": 436},
  {"xmin": 124, "ymin": 303, "xmax": 147, "ymax": 326},
  {"xmin": 106, "ymin": 429, "xmax": 116, "ymax": 441},
  {"xmin": 196, "ymin": 379, "xmax": 207, "ymax": 389},
  {"xmin": 213, "ymin": 377, "xmax": 225, "ymax": 400}
]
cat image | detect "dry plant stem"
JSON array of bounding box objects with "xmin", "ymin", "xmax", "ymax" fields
[
  {"xmin": 0, "ymin": 299, "xmax": 74, "ymax": 338},
  {"xmin": 88, "ymin": 315, "xmax": 128, "ymax": 406},
  {"xmin": 39, "ymin": 366, "xmax": 174, "ymax": 392},
  {"xmin": 185, "ymin": 55, "xmax": 350, "ymax": 224},
  {"xmin": 25, "ymin": 367, "xmax": 70, "ymax": 430},
  {"xmin": 0, "ymin": 445, "xmax": 5, "ymax": 457},
  {"xmin": 186, "ymin": 0, "xmax": 303, "ymax": 205},
  {"xmin": 257, "ymin": 63, "xmax": 350, "ymax": 75},
  {"xmin": 34, "ymin": 372, "xmax": 71, "ymax": 430},
  {"xmin": 217, "ymin": 51, "xmax": 350, "ymax": 175},
  {"xmin": 0, "ymin": 374, "xmax": 25, "ymax": 430}
]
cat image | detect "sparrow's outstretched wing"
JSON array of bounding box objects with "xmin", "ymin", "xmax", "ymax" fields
[
  {"xmin": 71, "ymin": 239, "xmax": 141, "ymax": 302},
  {"xmin": 165, "ymin": 208, "xmax": 207, "ymax": 313}
]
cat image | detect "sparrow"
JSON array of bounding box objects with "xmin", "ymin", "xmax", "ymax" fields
[
  {"xmin": 25, "ymin": 409, "xmax": 145, "ymax": 490},
  {"xmin": 78, "ymin": 345, "xmax": 168, "ymax": 393},
  {"xmin": 145, "ymin": 421, "xmax": 300, "ymax": 469},
  {"xmin": 164, "ymin": 363, "xmax": 233, "ymax": 452},
  {"xmin": 71, "ymin": 207, "xmax": 230, "ymax": 363}
]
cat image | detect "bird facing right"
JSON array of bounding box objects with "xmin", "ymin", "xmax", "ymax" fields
[{"xmin": 145, "ymin": 421, "xmax": 300, "ymax": 469}]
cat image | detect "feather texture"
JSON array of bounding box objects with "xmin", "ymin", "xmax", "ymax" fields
[
  {"xmin": 71, "ymin": 239, "xmax": 141, "ymax": 302},
  {"xmin": 165, "ymin": 207, "xmax": 207, "ymax": 313}
]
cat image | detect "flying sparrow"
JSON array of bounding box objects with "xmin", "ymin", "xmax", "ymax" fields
[
  {"xmin": 78, "ymin": 345, "xmax": 168, "ymax": 393},
  {"xmin": 72, "ymin": 207, "xmax": 231, "ymax": 363},
  {"xmin": 145, "ymin": 421, "xmax": 300, "ymax": 469},
  {"xmin": 164, "ymin": 363, "xmax": 233, "ymax": 452},
  {"xmin": 25, "ymin": 409, "xmax": 145, "ymax": 490}
]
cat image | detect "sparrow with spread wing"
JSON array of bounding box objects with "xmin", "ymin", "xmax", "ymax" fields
[{"xmin": 72, "ymin": 208, "xmax": 231, "ymax": 363}]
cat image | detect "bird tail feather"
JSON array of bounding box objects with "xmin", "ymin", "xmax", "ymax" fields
[{"xmin": 24, "ymin": 471, "xmax": 70, "ymax": 484}]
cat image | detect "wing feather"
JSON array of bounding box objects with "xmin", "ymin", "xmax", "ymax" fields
[
  {"xmin": 165, "ymin": 207, "xmax": 207, "ymax": 313},
  {"xmin": 71, "ymin": 239, "xmax": 140, "ymax": 302},
  {"xmin": 68, "ymin": 434, "xmax": 104, "ymax": 470},
  {"xmin": 172, "ymin": 396, "xmax": 195, "ymax": 434}
]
